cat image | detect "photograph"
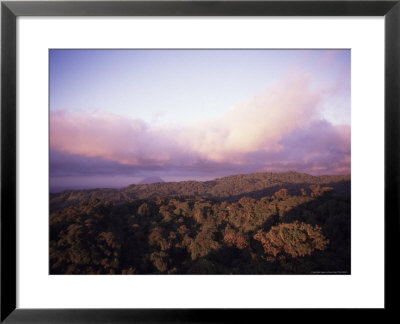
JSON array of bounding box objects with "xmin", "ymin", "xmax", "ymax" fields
[{"xmin": 49, "ymin": 49, "xmax": 351, "ymax": 275}]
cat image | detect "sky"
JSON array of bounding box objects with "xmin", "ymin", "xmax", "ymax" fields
[{"xmin": 49, "ymin": 49, "xmax": 351, "ymax": 192}]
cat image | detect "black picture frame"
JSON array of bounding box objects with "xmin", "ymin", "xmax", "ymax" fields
[{"xmin": 1, "ymin": 0, "xmax": 399, "ymax": 322}]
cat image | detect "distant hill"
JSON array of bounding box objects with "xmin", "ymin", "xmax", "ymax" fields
[
  {"xmin": 50, "ymin": 171, "xmax": 350, "ymax": 211},
  {"xmin": 138, "ymin": 176, "xmax": 165, "ymax": 185}
]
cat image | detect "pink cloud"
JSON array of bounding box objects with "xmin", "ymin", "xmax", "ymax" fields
[
  {"xmin": 172, "ymin": 74, "xmax": 324, "ymax": 162},
  {"xmin": 50, "ymin": 110, "xmax": 185, "ymax": 165},
  {"xmin": 50, "ymin": 74, "xmax": 350, "ymax": 176}
]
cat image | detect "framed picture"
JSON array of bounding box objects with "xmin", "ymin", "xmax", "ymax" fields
[{"xmin": 1, "ymin": 0, "xmax": 398, "ymax": 321}]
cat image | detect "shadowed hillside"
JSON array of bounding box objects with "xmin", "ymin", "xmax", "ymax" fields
[{"xmin": 50, "ymin": 171, "xmax": 350, "ymax": 211}]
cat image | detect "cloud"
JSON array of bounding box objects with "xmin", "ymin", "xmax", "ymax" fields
[
  {"xmin": 179, "ymin": 75, "xmax": 325, "ymax": 161},
  {"xmin": 260, "ymin": 120, "xmax": 350, "ymax": 174},
  {"xmin": 50, "ymin": 74, "xmax": 350, "ymax": 180}
]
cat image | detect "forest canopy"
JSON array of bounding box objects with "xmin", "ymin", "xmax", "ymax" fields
[{"xmin": 50, "ymin": 172, "xmax": 350, "ymax": 274}]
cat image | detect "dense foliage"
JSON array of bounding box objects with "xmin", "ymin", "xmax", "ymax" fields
[{"xmin": 50, "ymin": 172, "xmax": 350, "ymax": 274}]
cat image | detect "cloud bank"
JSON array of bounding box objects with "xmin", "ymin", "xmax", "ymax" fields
[{"xmin": 50, "ymin": 74, "xmax": 350, "ymax": 187}]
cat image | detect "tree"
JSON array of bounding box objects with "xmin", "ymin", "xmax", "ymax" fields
[
  {"xmin": 189, "ymin": 226, "xmax": 220, "ymax": 260},
  {"xmin": 150, "ymin": 251, "xmax": 170, "ymax": 272},
  {"xmin": 274, "ymin": 188, "xmax": 289, "ymax": 200},
  {"xmin": 137, "ymin": 202, "xmax": 151, "ymax": 217},
  {"xmin": 223, "ymin": 225, "xmax": 249, "ymax": 249},
  {"xmin": 253, "ymin": 221, "xmax": 329, "ymax": 261}
]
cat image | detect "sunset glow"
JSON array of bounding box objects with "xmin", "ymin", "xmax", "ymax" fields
[{"xmin": 50, "ymin": 49, "xmax": 350, "ymax": 192}]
